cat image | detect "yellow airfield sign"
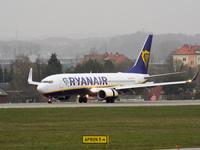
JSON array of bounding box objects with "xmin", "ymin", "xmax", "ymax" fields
[
  {"xmin": 83, "ymin": 135, "xmax": 109, "ymax": 144},
  {"xmin": 83, "ymin": 135, "xmax": 109, "ymax": 148}
]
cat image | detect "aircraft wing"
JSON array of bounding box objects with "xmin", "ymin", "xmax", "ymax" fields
[
  {"xmin": 28, "ymin": 68, "xmax": 41, "ymax": 86},
  {"xmin": 115, "ymin": 68, "xmax": 200, "ymax": 90},
  {"xmin": 114, "ymin": 80, "xmax": 187, "ymax": 90},
  {"xmin": 29, "ymin": 81, "xmax": 41, "ymax": 86}
]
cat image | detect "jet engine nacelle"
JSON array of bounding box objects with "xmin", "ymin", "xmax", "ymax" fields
[{"xmin": 97, "ymin": 88, "xmax": 118, "ymax": 101}]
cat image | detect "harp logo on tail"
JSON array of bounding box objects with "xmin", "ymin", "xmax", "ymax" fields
[{"xmin": 142, "ymin": 50, "xmax": 150, "ymax": 68}]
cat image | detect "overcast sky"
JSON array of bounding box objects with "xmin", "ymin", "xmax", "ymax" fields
[{"xmin": 1, "ymin": 0, "xmax": 200, "ymax": 39}]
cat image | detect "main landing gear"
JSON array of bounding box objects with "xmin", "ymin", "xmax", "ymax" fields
[
  {"xmin": 78, "ymin": 95, "xmax": 88, "ymax": 103},
  {"xmin": 106, "ymin": 99, "xmax": 115, "ymax": 103}
]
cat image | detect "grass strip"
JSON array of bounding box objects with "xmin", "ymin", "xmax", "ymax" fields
[{"xmin": 0, "ymin": 106, "xmax": 200, "ymax": 150}]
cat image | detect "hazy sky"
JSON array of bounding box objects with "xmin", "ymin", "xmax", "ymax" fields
[{"xmin": 1, "ymin": 0, "xmax": 200, "ymax": 39}]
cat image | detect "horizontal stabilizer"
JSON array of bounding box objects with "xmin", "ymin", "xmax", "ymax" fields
[{"xmin": 146, "ymin": 71, "xmax": 186, "ymax": 79}]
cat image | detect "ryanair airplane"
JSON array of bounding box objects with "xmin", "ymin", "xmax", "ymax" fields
[{"xmin": 28, "ymin": 35, "xmax": 200, "ymax": 103}]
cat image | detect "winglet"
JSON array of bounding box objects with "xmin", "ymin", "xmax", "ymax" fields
[
  {"xmin": 28, "ymin": 68, "xmax": 33, "ymax": 83},
  {"xmin": 28, "ymin": 68, "xmax": 40, "ymax": 85},
  {"xmin": 187, "ymin": 68, "xmax": 200, "ymax": 83}
]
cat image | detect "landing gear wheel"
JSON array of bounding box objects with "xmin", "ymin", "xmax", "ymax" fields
[
  {"xmin": 106, "ymin": 99, "xmax": 115, "ymax": 103},
  {"xmin": 111, "ymin": 99, "xmax": 115, "ymax": 103},
  {"xmin": 79, "ymin": 96, "xmax": 88, "ymax": 103},
  {"xmin": 106, "ymin": 100, "xmax": 110, "ymax": 103},
  {"xmin": 83, "ymin": 97, "xmax": 87, "ymax": 103}
]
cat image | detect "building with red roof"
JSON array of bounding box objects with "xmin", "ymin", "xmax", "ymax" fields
[
  {"xmin": 79, "ymin": 52, "xmax": 128, "ymax": 65},
  {"xmin": 173, "ymin": 44, "xmax": 200, "ymax": 68}
]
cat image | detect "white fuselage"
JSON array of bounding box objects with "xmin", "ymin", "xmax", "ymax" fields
[{"xmin": 37, "ymin": 72, "xmax": 148, "ymax": 98}]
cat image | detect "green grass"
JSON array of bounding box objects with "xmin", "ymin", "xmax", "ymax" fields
[{"xmin": 0, "ymin": 106, "xmax": 200, "ymax": 150}]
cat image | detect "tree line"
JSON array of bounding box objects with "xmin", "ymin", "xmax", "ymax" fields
[
  {"xmin": 0, "ymin": 53, "xmax": 62, "ymax": 102},
  {"xmin": 0, "ymin": 52, "xmax": 197, "ymax": 102}
]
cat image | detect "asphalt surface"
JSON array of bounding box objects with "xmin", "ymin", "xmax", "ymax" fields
[{"xmin": 0, "ymin": 100, "xmax": 200, "ymax": 108}]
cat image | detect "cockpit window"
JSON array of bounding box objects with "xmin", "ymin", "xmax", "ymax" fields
[{"xmin": 42, "ymin": 81, "xmax": 53, "ymax": 84}]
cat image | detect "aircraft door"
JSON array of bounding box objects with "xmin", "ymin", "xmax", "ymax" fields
[
  {"xmin": 62, "ymin": 78, "xmax": 69, "ymax": 88},
  {"xmin": 59, "ymin": 79, "xmax": 64, "ymax": 89}
]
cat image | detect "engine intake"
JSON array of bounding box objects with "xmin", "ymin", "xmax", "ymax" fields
[{"xmin": 97, "ymin": 88, "xmax": 118, "ymax": 100}]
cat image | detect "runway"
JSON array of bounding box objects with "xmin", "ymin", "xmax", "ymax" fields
[{"xmin": 0, "ymin": 100, "xmax": 200, "ymax": 108}]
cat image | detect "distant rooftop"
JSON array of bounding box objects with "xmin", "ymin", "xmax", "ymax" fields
[
  {"xmin": 174, "ymin": 44, "xmax": 200, "ymax": 55},
  {"xmin": 79, "ymin": 52, "xmax": 128, "ymax": 64}
]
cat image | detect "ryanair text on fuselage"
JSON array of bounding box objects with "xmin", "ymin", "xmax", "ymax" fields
[{"xmin": 63, "ymin": 76, "xmax": 108, "ymax": 86}]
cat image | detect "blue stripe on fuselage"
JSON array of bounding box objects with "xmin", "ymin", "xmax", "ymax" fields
[
  {"xmin": 43, "ymin": 88, "xmax": 91, "ymax": 98},
  {"xmin": 42, "ymin": 85, "xmax": 116, "ymax": 98}
]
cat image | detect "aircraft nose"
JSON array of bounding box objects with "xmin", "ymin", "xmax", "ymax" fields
[{"xmin": 37, "ymin": 84, "xmax": 46, "ymax": 93}]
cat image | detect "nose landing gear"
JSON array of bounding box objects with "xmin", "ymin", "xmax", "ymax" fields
[{"xmin": 48, "ymin": 98, "xmax": 52, "ymax": 104}]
